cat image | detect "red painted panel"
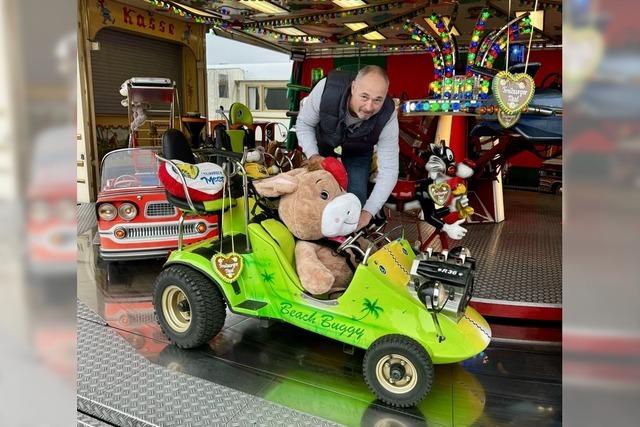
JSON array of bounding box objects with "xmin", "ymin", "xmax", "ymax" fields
[
  {"xmin": 470, "ymin": 300, "xmax": 562, "ymax": 321},
  {"xmin": 300, "ymin": 58, "xmax": 334, "ymax": 88},
  {"xmin": 508, "ymin": 150, "xmax": 544, "ymax": 168},
  {"xmin": 489, "ymin": 323, "xmax": 562, "ymax": 342},
  {"xmin": 386, "ymin": 54, "xmax": 434, "ymax": 99},
  {"xmin": 529, "ymin": 49, "xmax": 562, "ymax": 87},
  {"xmin": 470, "ymin": 179, "xmax": 496, "ymax": 219},
  {"xmin": 449, "ymin": 116, "xmax": 468, "ymax": 160}
]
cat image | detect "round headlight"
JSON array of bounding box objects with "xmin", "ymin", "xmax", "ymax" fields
[
  {"xmin": 118, "ymin": 203, "xmax": 138, "ymax": 221},
  {"xmin": 98, "ymin": 203, "xmax": 117, "ymax": 221},
  {"xmin": 417, "ymin": 280, "xmax": 449, "ymax": 312},
  {"xmin": 431, "ymin": 281, "xmax": 449, "ymax": 310}
]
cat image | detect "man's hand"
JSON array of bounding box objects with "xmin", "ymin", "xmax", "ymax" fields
[{"xmin": 356, "ymin": 210, "xmax": 373, "ymax": 231}]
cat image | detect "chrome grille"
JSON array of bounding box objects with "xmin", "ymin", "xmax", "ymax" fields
[
  {"xmin": 145, "ymin": 202, "xmax": 176, "ymax": 218},
  {"xmin": 123, "ymin": 222, "xmax": 200, "ymax": 239}
]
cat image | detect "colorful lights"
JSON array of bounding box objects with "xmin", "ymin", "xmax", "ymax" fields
[
  {"xmin": 477, "ymin": 15, "xmax": 533, "ymax": 69},
  {"xmin": 400, "ymin": 99, "xmax": 487, "ymax": 115},
  {"xmin": 428, "ymin": 13, "xmax": 455, "ymax": 79}
]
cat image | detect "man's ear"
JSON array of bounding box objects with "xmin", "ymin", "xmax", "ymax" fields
[{"xmin": 253, "ymin": 168, "xmax": 303, "ymax": 197}]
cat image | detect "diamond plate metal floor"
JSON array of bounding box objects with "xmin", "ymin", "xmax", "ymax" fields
[
  {"xmin": 464, "ymin": 190, "xmax": 562, "ymax": 304},
  {"xmin": 77, "ymin": 303, "xmax": 340, "ymax": 427},
  {"xmin": 77, "ymin": 203, "xmax": 96, "ymax": 236},
  {"xmin": 77, "ymin": 411, "xmax": 114, "ymax": 427},
  {"xmin": 78, "ymin": 300, "xmax": 107, "ymax": 326}
]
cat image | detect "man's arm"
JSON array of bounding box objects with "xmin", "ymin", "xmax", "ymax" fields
[
  {"xmin": 363, "ymin": 109, "xmax": 399, "ymax": 216},
  {"xmin": 295, "ymin": 78, "xmax": 326, "ymax": 158}
]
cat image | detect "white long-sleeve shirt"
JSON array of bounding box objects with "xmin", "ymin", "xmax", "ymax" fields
[{"xmin": 296, "ymin": 78, "xmax": 399, "ymax": 215}]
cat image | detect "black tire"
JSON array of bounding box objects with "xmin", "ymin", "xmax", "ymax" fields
[
  {"xmin": 363, "ymin": 335, "xmax": 434, "ymax": 408},
  {"xmin": 153, "ymin": 265, "xmax": 226, "ymax": 349}
]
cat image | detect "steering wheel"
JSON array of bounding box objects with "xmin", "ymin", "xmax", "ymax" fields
[
  {"xmin": 113, "ymin": 174, "xmax": 142, "ymax": 188},
  {"xmin": 541, "ymin": 72, "xmax": 562, "ymax": 90},
  {"xmin": 274, "ymin": 146, "xmax": 296, "ymax": 171},
  {"xmin": 263, "ymin": 146, "xmax": 296, "ymax": 174},
  {"xmin": 336, "ymin": 222, "xmax": 404, "ymax": 264},
  {"xmin": 336, "ymin": 230, "xmax": 365, "ymax": 254}
]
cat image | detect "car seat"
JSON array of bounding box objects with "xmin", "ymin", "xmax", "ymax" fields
[
  {"xmin": 247, "ymin": 218, "xmax": 303, "ymax": 291},
  {"xmin": 163, "ymin": 128, "xmax": 196, "ymax": 163},
  {"xmin": 159, "ymin": 128, "xmax": 242, "ymax": 225}
]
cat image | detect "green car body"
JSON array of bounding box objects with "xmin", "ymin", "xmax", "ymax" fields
[{"xmin": 154, "ymin": 195, "xmax": 491, "ymax": 406}]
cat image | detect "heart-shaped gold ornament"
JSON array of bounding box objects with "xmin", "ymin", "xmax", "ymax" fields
[
  {"xmin": 212, "ymin": 252, "xmax": 243, "ymax": 283},
  {"xmin": 492, "ymin": 71, "xmax": 535, "ymax": 114},
  {"xmin": 428, "ymin": 182, "xmax": 451, "ymax": 206},
  {"xmin": 497, "ymin": 110, "xmax": 521, "ymax": 128}
]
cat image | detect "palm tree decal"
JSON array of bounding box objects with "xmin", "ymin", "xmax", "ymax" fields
[
  {"xmin": 354, "ymin": 298, "xmax": 384, "ymax": 321},
  {"xmin": 261, "ymin": 270, "xmax": 275, "ymax": 285}
]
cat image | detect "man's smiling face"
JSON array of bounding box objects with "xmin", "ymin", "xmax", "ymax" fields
[{"xmin": 349, "ymin": 72, "xmax": 388, "ymax": 120}]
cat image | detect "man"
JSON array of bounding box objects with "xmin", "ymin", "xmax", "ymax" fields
[{"xmin": 296, "ymin": 65, "xmax": 399, "ymax": 230}]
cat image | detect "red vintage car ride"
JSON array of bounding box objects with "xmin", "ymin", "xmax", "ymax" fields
[{"xmin": 96, "ymin": 147, "xmax": 218, "ymax": 261}]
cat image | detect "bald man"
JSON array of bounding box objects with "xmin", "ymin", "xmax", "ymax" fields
[{"xmin": 296, "ymin": 65, "xmax": 399, "ymax": 230}]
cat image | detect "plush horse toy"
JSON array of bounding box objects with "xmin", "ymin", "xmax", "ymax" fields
[{"xmin": 253, "ymin": 158, "xmax": 361, "ymax": 296}]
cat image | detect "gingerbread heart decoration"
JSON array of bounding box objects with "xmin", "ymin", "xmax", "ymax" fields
[
  {"xmin": 492, "ymin": 71, "xmax": 535, "ymax": 115},
  {"xmin": 497, "ymin": 110, "xmax": 521, "ymax": 128},
  {"xmin": 212, "ymin": 253, "xmax": 243, "ymax": 283},
  {"xmin": 428, "ymin": 182, "xmax": 451, "ymax": 206}
]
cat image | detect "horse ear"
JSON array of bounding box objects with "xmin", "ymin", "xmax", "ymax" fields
[{"xmin": 253, "ymin": 169, "xmax": 302, "ymax": 197}]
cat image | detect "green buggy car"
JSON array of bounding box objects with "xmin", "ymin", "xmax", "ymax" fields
[{"xmin": 152, "ymin": 150, "xmax": 491, "ymax": 408}]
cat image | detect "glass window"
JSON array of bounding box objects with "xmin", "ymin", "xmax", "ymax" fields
[
  {"xmin": 247, "ymin": 86, "xmax": 260, "ymax": 110},
  {"xmin": 264, "ymin": 87, "xmax": 288, "ymax": 111},
  {"xmin": 218, "ymin": 74, "xmax": 229, "ymax": 98}
]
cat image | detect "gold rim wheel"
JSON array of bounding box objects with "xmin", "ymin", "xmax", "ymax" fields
[
  {"xmin": 375, "ymin": 353, "xmax": 418, "ymax": 394},
  {"xmin": 162, "ymin": 285, "xmax": 191, "ymax": 333}
]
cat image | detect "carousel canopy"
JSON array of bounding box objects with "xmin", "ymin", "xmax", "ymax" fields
[{"xmin": 144, "ymin": 0, "xmax": 562, "ymax": 57}]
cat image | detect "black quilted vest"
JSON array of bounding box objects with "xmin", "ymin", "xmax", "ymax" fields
[{"xmin": 316, "ymin": 71, "xmax": 395, "ymax": 158}]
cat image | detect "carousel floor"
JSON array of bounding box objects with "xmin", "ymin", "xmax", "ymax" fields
[{"xmin": 77, "ymin": 189, "xmax": 562, "ymax": 426}]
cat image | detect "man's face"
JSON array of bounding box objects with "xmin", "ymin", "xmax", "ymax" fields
[{"xmin": 349, "ymin": 73, "xmax": 388, "ymax": 120}]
